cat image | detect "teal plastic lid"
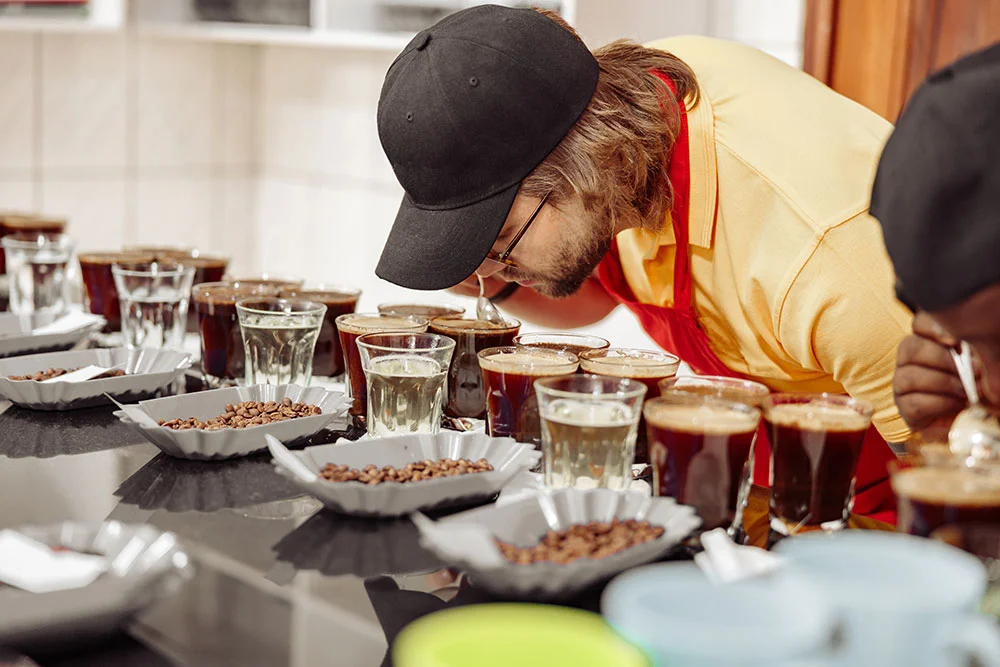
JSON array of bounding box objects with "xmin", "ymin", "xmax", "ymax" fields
[{"xmin": 393, "ymin": 603, "xmax": 650, "ymax": 667}]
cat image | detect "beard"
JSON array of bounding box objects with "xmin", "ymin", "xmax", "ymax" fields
[{"xmin": 503, "ymin": 222, "xmax": 613, "ymax": 298}]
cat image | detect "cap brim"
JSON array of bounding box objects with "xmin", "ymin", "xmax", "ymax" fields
[{"xmin": 376, "ymin": 182, "xmax": 519, "ymax": 291}]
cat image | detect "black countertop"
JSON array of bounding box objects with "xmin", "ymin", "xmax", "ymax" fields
[{"xmin": 0, "ymin": 398, "xmax": 618, "ymax": 667}]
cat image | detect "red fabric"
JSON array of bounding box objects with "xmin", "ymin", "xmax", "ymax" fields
[{"xmin": 595, "ymin": 72, "xmax": 897, "ymax": 525}]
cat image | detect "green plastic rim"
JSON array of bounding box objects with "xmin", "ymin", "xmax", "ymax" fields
[{"xmin": 392, "ymin": 603, "xmax": 650, "ymax": 667}]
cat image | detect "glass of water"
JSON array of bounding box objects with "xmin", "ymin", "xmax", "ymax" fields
[
  {"xmin": 356, "ymin": 332, "xmax": 456, "ymax": 438},
  {"xmin": 236, "ymin": 297, "xmax": 326, "ymax": 386},
  {"xmin": 112, "ymin": 261, "xmax": 195, "ymax": 350},
  {"xmin": 2, "ymin": 232, "xmax": 75, "ymax": 314},
  {"xmin": 535, "ymin": 374, "xmax": 647, "ymax": 490}
]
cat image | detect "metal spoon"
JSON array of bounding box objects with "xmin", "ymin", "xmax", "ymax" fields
[
  {"xmin": 476, "ymin": 274, "xmax": 507, "ymax": 325},
  {"xmin": 948, "ymin": 341, "xmax": 1000, "ymax": 465}
]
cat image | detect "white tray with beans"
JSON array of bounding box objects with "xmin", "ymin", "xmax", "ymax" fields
[
  {"xmin": 0, "ymin": 347, "xmax": 191, "ymax": 411},
  {"xmin": 413, "ymin": 488, "xmax": 701, "ymax": 601},
  {"xmin": 268, "ymin": 431, "xmax": 541, "ymax": 518},
  {"xmin": 113, "ymin": 384, "xmax": 352, "ymax": 460}
]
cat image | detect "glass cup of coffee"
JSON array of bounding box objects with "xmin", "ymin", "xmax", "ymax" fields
[
  {"xmin": 660, "ymin": 375, "xmax": 770, "ymax": 542},
  {"xmin": 377, "ymin": 303, "xmax": 465, "ymax": 319},
  {"xmin": 428, "ymin": 316, "xmax": 522, "ymax": 419},
  {"xmin": 513, "ymin": 332, "xmax": 611, "ymax": 358},
  {"xmin": 132, "ymin": 248, "xmax": 230, "ymax": 333},
  {"xmin": 356, "ymin": 332, "xmax": 455, "ymax": 437},
  {"xmin": 644, "ymin": 390, "xmax": 762, "ymax": 534},
  {"xmin": 111, "ymin": 261, "xmax": 196, "ymax": 350},
  {"xmin": 78, "ymin": 251, "xmax": 156, "ymax": 332},
  {"xmin": 193, "ymin": 281, "xmax": 283, "ymax": 384},
  {"xmin": 579, "ymin": 348, "xmax": 680, "ymax": 465},
  {"xmin": 764, "ymin": 393, "xmax": 873, "ymax": 538},
  {"xmin": 535, "ymin": 374, "xmax": 647, "ymax": 490},
  {"xmin": 226, "ymin": 274, "xmax": 304, "ymax": 291},
  {"xmin": 335, "ymin": 313, "xmax": 428, "ymax": 421},
  {"xmin": 477, "ymin": 346, "xmax": 579, "ymax": 447},
  {"xmin": 0, "ymin": 215, "xmax": 65, "ymax": 276},
  {"xmin": 235, "ymin": 297, "xmax": 326, "ymax": 386},
  {"xmin": 279, "ymin": 285, "xmax": 362, "ymax": 379},
  {"xmin": 2, "ymin": 233, "xmax": 76, "ymax": 315}
]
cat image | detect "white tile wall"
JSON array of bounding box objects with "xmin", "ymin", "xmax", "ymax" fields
[
  {"xmin": 135, "ymin": 176, "xmax": 215, "ymax": 246},
  {"xmin": 40, "ymin": 33, "xmax": 128, "ymax": 173},
  {"xmin": 0, "ymin": 34, "xmax": 35, "ymax": 175},
  {"xmin": 0, "ymin": 181, "xmax": 35, "ymax": 212},
  {"xmin": 39, "ymin": 179, "xmax": 127, "ymax": 252}
]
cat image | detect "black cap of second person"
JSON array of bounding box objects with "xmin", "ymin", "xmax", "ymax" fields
[
  {"xmin": 871, "ymin": 42, "xmax": 1000, "ymax": 313},
  {"xmin": 375, "ymin": 4, "xmax": 599, "ymax": 290}
]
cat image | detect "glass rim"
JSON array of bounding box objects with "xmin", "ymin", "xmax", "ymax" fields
[
  {"xmin": 513, "ymin": 332, "xmax": 610, "ymax": 348},
  {"xmin": 225, "ymin": 274, "xmax": 304, "ymax": 285},
  {"xmin": 278, "ymin": 283, "xmax": 363, "ymax": 299},
  {"xmin": 477, "ymin": 344, "xmax": 580, "ymax": 365},
  {"xmin": 79, "ymin": 250, "xmax": 157, "ymax": 262},
  {"xmin": 762, "ymin": 392, "xmax": 874, "ymax": 418},
  {"xmin": 234, "ymin": 297, "xmax": 327, "ymax": 316},
  {"xmin": 1, "ymin": 232, "xmax": 74, "ymax": 249},
  {"xmin": 660, "ymin": 374, "xmax": 770, "ymax": 397},
  {"xmin": 334, "ymin": 311, "xmax": 428, "ymax": 330},
  {"xmin": 377, "ymin": 302, "xmax": 466, "ymax": 315},
  {"xmin": 579, "ymin": 347, "xmax": 680, "ymax": 369},
  {"xmin": 645, "ymin": 388, "xmax": 763, "ymax": 418},
  {"xmin": 111, "ymin": 262, "xmax": 196, "ymax": 278},
  {"xmin": 534, "ymin": 372, "xmax": 648, "ymax": 401},
  {"xmin": 355, "ymin": 331, "xmax": 457, "ymax": 354},
  {"xmin": 429, "ymin": 314, "xmax": 523, "ymax": 332}
]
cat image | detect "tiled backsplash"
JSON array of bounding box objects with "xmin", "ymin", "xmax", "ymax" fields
[{"xmin": 0, "ymin": 0, "xmax": 803, "ymax": 349}]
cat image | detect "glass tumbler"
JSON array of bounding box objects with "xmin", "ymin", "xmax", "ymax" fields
[
  {"xmin": 111, "ymin": 261, "xmax": 195, "ymax": 350},
  {"xmin": 2, "ymin": 232, "xmax": 75, "ymax": 315},
  {"xmin": 236, "ymin": 297, "xmax": 326, "ymax": 387}
]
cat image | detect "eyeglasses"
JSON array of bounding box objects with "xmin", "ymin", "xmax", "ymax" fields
[{"xmin": 485, "ymin": 193, "xmax": 549, "ymax": 267}]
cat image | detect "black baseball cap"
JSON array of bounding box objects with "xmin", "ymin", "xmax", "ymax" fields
[
  {"xmin": 871, "ymin": 42, "xmax": 1000, "ymax": 313},
  {"xmin": 375, "ymin": 4, "xmax": 599, "ymax": 290}
]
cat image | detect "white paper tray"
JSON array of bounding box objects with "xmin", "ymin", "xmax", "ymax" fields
[
  {"xmin": 0, "ymin": 347, "xmax": 191, "ymax": 410},
  {"xmin": 271, "ymin": 431, "xmax": 541, "ymax": 518},
  {"xmin": 0, "ymin": 521, "xmax": 192, "ymax": 649},
  {"xmin": 114, "ymin": 384, "xmax": 351, "ymax": 460},
  {"xmin": 417, "ymin": 488, "xmax": 701, "ymax": 601},
  {"xmin": 0, "ymin": 311, "xmax": 105, "ymax": 358}
]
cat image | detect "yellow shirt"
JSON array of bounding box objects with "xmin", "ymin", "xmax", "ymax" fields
[{"xmin": 616, "ymin": 36, "xmax": 912, "ymax": 443}]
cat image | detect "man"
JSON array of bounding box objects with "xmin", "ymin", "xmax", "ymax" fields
[
  {"xmin": 871, "ymin": 43, "xmax": 1000, "ymax": 443},
  {"xmin": 375, "ymin": 5, "xmax": 910, "ymax": 521}
]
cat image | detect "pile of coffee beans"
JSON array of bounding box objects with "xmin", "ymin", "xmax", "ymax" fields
[
  {"xmin": 320, "ymin": 458, "xmax": 494, "ymax": 484},
  {"xmin": 158, "ymin": 398, "xmax": 321, "ymax": 430},
  {"xmin": 496, "ymin": 519, "xmax": 665, "ymax": 565},
  {"xmin": 8, "ymin": 368, "xmax": 127, "ymax": 382}
]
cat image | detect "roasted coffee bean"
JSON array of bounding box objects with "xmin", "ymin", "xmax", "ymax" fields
[
  {"xmin": 158, "ymin": 399, "xmax": 322, "ymax": 430},
  {"xmin": 495, "ymin": 519, "xmax": 665, "ymax": 565},
  {"xmin": 318, "ymin": 457, "xmax": 494, "ymax": 484},
  {"xmin": 8, "ymin": 367, "xmax": 127, "ymax": 382}
]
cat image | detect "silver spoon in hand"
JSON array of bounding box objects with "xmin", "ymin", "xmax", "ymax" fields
[
  {"xmin": 948, "ymin": 341, "xmax": 1000, "ymax": 465},
  {"xmin": 476, "ymin": 274, "xmax": 507, "ymax": 325}
]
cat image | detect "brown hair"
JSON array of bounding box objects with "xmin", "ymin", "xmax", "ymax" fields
[{"xmin": 523, "ymin": 9, "xmax": 700, "ymax": 234}]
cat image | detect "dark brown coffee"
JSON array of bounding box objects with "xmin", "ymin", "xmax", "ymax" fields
[
  {"xmin": 579, "ymin": 349, "xmax": 680, "ymax": 465},
  {"xmin": 893, "ymin": 466, "xmax": 1000, "ymax": 560},
  {"xmin": 79, "ymin": 252, "xmax": 156, "ymax": 332},
  {"xmin": 281, "ymin": 287, "xmax": 361, "ymax": 377},
  {"xmin": 377, "ymin": 303, "xmax": 464, "ymax": 319},
  {"xmin": 428, "ymin": 317, "xmax": 521, "ymax": 419},
  {"xmin": 0, "ymin": 214, "xmax": 63, "ymax": 275},
  {"xmin": 645, "ymin": 398, "xmax": 760, "ymax": 530},
  {"xmin": 478, "ymin": 347, "xmax": 578, "ymax": 446},
  {"xmin": 193, "ymin": 282, "xmax": 281, "ymax": 381},
  {"xmin": 335, "ymin": 313, "xmax": 427, "ymax": 419},
  {"xmin": 766, "ymin": 400, "xmax": 870, "ymax": 532}
]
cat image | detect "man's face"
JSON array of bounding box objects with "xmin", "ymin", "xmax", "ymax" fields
[
  {"xmin": 932, "ymin": 283, "xmax": 1000, "ymax": 404},
  {"xmin": 475, "ymin": 192, "xmax": 610, "ymax": 298}
]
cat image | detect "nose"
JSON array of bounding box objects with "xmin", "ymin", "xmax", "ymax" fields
[{"xmin": 475, "ymin": 259, "xmax": 506, "ymax": 279}]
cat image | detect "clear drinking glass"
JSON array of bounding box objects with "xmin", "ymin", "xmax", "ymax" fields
[
  {"xmin": 535, "ymin": 374, "xmax": 647, "ymax": 490},
  {"xmin": 645, "ymin": 390, "xmax": 762, "ymax": 536},
  {"xmin": 2, "ymin": 232, "xmax": 75, "ymax": 315},
  {"xmin": 513, "ymin": 332, "xmax": 611, "ymax": 357},
  {"xmin": 111, "ymin": 261, "xmax": 195, "ymax": 350},
  {"xmin": 764, "ymin": 393, "xmax": 873, "ymax": 538},
  {"xmin": 356, "ymin": 332, "xmax": 456, "ymax": 438},
  {"xmin": 235, "ymin": 297, "xmax": 326, "ymax": 386}
]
